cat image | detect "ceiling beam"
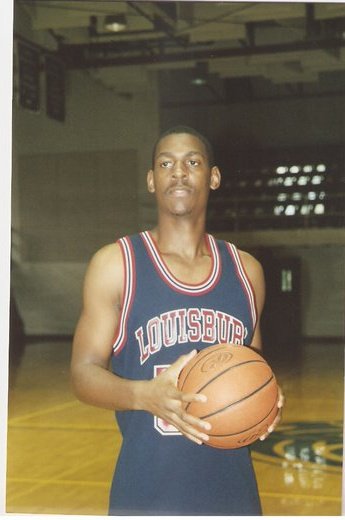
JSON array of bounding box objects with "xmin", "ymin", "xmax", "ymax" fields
[{"xmin": 58, "ymin": 37, "xmax": 345, "ymax": 69}]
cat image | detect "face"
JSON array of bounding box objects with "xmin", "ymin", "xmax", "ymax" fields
[{"xmin": 147, "ymin": 133, "xmax": 221, "ymax": 218}]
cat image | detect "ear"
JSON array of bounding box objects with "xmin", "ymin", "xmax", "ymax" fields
[
  {"xmin": 147, "ymin": 170, "xmax": 155, "ymax": 193},
  {"xmin": 210, "ymin": 166, "xmax": 221, "ymax": 191}
]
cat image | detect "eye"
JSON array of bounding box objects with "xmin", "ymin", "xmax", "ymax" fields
[
  {"xmin": 160, "ymin": 160, "xmax": 172, "ymax": 168},
  {"xmin": 188, "ymin": 159, "xmax": 199, "ymax": 166}
]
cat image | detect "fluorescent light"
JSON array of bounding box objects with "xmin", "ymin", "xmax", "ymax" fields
[
  {"xmin": 104, "ymin": 14, "xmax": 127, "ymax": 32},
  {"xmin": 316, "ymin": 164, "xmax": 326, "ymax": 172},
  {"xmin": 191, "ymin": 77, "xmax": 207, "ymax": 86},
  {"xmin": 289, "ymin": 165, "xmax": 300, "ymax": 174},
  {"xmin": 276, "ymin": 166, "xmax": 288, "ymax": 174}
]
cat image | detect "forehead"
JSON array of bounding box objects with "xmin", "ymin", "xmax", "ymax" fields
[{"xmin": 155, "ymin": 133, "xmax": 207, "ymax": 158}]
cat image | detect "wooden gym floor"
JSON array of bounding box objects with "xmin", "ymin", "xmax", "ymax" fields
[{"xmin": 6, "ymin": 338, "xmax": 344, "ymax": 516}]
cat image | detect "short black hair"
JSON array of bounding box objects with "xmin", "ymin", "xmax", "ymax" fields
[{"xmin": 151, "ymin": 125, "xmax": 215, "ymax": 168}]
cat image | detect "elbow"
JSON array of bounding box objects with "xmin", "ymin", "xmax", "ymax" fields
[
  {"xmin": 70, "ymin": 361, "xmax": 89, "ymax": 403},
  {"xmin": 69, "ymin": 357, "xmax": 112, "ymax": 408},
  {"xmin": 70, "ymin": 375, "xmax": 81, "ymax": 403}
]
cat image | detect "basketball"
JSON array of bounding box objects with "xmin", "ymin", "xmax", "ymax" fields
[{"xmin": 178, "ymin": 343, "xmax": 279, "ymax": 449}]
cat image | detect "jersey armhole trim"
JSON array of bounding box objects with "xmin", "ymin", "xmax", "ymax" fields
[
  {"xmin": 226, "ymin": 242, "xmax": 258, "ymax": 330},
  {"xmin": 112, "ymin": 237, "xmax": 136, "ymax": 356}
]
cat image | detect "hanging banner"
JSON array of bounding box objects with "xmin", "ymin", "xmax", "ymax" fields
[
  {"xmin": 45, "ymin": 55, "xmax": 65, "ymax": 122},
  {"xmin": 18, "ymin": 42, "xmax": 40, "ymax": 112}
]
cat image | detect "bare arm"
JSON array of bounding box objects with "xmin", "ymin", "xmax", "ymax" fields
[
  {"xmin": 238, "ymin": 250, "xmax": 265, "ymax": 351},
  {"xmin": 239, "ymin": 250, "xmax": 284, "ymax": 437},
  {"xmin": 70, "ymin": 243, "xmax": 211, "ymax": 444}
]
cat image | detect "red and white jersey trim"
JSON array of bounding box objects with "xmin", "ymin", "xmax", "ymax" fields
[
  {"xmin": 226, "ymin": 243, "xmax": 257, "ymax": 330},
  {"xmin": 112, "ymin": 237, "xmax": 136, "ymax": 355},
  {"xmin": 140, "ymin": 231, "xmax": 221, "ymax": 295}
]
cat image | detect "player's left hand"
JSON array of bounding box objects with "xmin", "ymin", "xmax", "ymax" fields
[{"xmin": 259, "ymin": 386, "xmax": 284, "ymax": 441}]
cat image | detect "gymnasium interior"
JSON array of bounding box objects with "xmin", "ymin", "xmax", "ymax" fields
[{"xmin": 5, "ymin": 0, "xmax": 345, "ymax": 516}]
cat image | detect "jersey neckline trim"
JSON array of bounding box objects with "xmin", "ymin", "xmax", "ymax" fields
[{"xmin": 140, "ymin": 231, "xmax": 221, "ymax": 295}]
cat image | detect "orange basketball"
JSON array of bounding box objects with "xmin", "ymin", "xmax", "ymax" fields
[{"xmin": 178, "ymin": 343, "xmax": 279, "ymax": 449}]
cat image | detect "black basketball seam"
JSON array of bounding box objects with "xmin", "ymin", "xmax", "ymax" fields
[
  {"xmin": 179, "ymin": 345, "xmax": 227, "ymax": 390},
  {"xmin": 197, "ymin": 360, "xmax": 268, "ymax": 394},
  {"xmin": 184, "ymin": 360, "xmax": 269, "ymax": 413},
  {"xmin": 206, "ymin": 388, "xmax": 279, "ymax": 439},
  {"xmin": 200, "ymin": 374, "xmax": 275, "ymax": 420}
]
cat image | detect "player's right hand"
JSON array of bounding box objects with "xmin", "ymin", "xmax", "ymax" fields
[{"xmin": 143, "ymin": 350, "xmax": 212, "ymax": 445}]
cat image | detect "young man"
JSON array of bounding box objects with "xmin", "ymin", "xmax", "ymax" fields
[{"xmin": 71, "ymin": 126, "xmax": 282, "ymax": 515}]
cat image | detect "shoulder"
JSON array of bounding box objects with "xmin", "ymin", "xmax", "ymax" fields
[
  {"xmin": 87, "ymin": 242, "xmax": 124, "ymax": 277},
  {"xmin": 237, "ymin": 249, "xmax": 264, "ymax": 279},
  {"xmin": 83, "ymin": 242, "xmax": 125, "ymax": 305},
  {"xmin": 222, "ymin": 240, "xmax": 264, "ymax": 279},
  {"xmin": 237, "ymin": 248, "xmax": 265, "ymax": 312}
]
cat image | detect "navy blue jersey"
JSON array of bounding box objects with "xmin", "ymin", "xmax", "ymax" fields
[{"xmin": 109, "ymin": 231, "xmax": 262, "ymax": 515}]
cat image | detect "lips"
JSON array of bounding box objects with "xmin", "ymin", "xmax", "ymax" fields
[{"xmin": 167, "ymin": 184, "xmax": 192, "ymax": 196}]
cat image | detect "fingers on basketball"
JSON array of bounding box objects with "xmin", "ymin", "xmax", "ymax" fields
[{"xmin": 177, "ymin": 343, "xmax": 280, "ymax": 449}]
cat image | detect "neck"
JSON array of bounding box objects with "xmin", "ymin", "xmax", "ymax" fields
[{"xmin": 151, "ymin": 215, "xmax": 208, "ymax": 259}]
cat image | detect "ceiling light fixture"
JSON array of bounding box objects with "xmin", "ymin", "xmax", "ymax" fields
[
  {"xmin": 104, "ymin": 14, "xmax": 127, "ymax": 33},
  {"xmin": 191, "ymin": 61, "xmax": 208, "ymax": 86}
]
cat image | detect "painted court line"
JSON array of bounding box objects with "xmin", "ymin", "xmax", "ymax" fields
[
  {"xmin": 260, "ymin": 491, "xmax": 341, "ymax": 503},
  {"xmin": 7, "ymin": 476, "xmax": 109, "ymax": 488},
  {"xmin": 7, "ymin": 451, "xmax": 111, "ymax": 502},
  {"xmin": 8, "ymin": 422, "xmax": 116, "ymax": 431},
  {"xmin": 8, "ymin": 400, "xmax": 82, "ymax": 425}
]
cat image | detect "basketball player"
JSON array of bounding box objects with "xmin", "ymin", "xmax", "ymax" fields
[{"xmin": 71, "ymin": 126, "xmax": 283, "ymax": 515}]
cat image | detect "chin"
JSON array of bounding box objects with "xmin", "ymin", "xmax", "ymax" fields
[{"xmin": 170, "ymin": 206, "xmax": 194, "ymax": 217}]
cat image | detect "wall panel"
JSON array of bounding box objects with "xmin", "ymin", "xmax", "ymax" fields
[{"xmin": 18, "ymin": 149, "xmax": 138, "ymax": 262}]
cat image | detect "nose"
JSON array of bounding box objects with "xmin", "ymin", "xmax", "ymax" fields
[{"xmin": 172, "ymin": 160, "xmax": 187, "ymax": 180}]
